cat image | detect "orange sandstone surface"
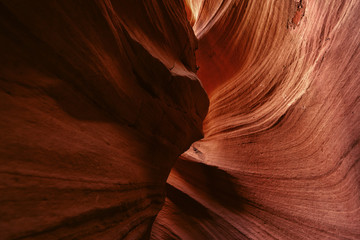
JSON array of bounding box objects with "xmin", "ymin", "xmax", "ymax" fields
[
  {"xmin": 0, "ymin": 1, "xmax": 208, "ymax": 239},
  {"xmin": 0, "ymin": 0, "xmax": 359, "ymax": 239},
  {"xmin": 153, "ymin": 0, "xmax": 360, "ymax": 239}
]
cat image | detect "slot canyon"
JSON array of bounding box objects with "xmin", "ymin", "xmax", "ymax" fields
[{"xmin": 0, "ymin": 0, "xmax": 359, "ymax": 239}]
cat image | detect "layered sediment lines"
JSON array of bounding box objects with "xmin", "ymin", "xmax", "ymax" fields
[
  {"xmin": 153, "ymin": 0, "xmax": 360, "ymax": 239},
  {"xmin": 1, "ymin": 0, "xmax": 359, "ymax": 239},
  {"xmin": 0, "ymin": 1, "xmax": 208, "ymax": 239}
]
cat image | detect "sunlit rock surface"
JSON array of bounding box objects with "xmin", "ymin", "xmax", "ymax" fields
[
  {"xmin": 0, "ymin": 1, "xmax": 208, "ymax": 239},
  {"xmin": 1, "ymin": 0, "xmax": 359, "ymax": 239},
  {"xmin": 152, "ymin": 0, "xmax": 360, "ymax": 239}
]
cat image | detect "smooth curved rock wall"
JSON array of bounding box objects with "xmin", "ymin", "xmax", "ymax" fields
[
  {"xmin": 0, "ymin": 1, "xmax": 208, "ymax": 239},
  {"xmin": 153, "ymin": 0, "xmax": 360, "ymax": 239}
]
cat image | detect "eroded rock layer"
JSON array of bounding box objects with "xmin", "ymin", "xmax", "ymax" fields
[
  {"xmin": 1, "ymin": 0, "xmax": 359, "ymax": 239},
  {"xmin": 0, "ymin": 1, "xmax": 208, "ymax": 239},
  {"xmin": 153, "ymin": 0, "xmax": 360, "ymax": 239}
]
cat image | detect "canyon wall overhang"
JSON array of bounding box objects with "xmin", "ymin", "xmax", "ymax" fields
[
  {"xmin": 0, "ymin": 0, "xmax": 359, "ymax": 240},
  {"xmin": 153, "ymin": 0, "xmax": 360, "ymax": 239},
  {"xmin": 0, "ymin": 1, "xmax": 208, "ymax": 239}
]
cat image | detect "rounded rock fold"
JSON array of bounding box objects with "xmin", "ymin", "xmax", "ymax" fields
[
  {"xmin": 0, "ymin": 1, "xmax": 208, "ymax": 239},
  {"xmin": 153, "ymin": 0, "xmax": 360, "ymax": 239}
]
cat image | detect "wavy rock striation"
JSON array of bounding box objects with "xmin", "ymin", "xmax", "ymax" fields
[
  {"xmin": 1, "ymin": 0, "xmax": 359, "ymax": 239},
  {"xmin": 153, "ymin": 0, "xmax": 360, "ymax": 239},
  {"xmin": 0, "ymin": 1, "xmax": 208, "ymax": 239}
]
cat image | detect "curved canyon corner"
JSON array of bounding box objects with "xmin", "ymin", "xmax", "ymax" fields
[{"xmin": 0, "ymin": 0, "xmax": 359, "ymax": 240}]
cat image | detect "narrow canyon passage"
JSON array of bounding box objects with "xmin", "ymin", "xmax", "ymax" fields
[
  {"xmin": 0, "ymin": 1, "xmax": 359, "ymax": 240},
  {"xmin": 153, "ymin": 0, "xmax": 360, "ymax": 239}
]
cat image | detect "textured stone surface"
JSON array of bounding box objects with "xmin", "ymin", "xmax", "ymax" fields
[
  {"xmin": 0, "ymin": 1, "xmax": 208, "ymax": 239},
  {"xmin": 153, "ymin": 0, "xmax": 360, "ymax": 239},
  {"xmin": 1, "ymin": 0, "xmax": 359, "ymax": 239}
]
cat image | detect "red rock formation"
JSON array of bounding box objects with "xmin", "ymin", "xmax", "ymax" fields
[
  {"xmin": 1, "ymin": 0, "xmax": 359, "ymax": 239},
  {"xmin": 0, "ymin": 1, "xmax": 208, "ymax": 239},
  {"xmin": 153, "ymin": 0, "xmax": 360, "ymax": 239}
]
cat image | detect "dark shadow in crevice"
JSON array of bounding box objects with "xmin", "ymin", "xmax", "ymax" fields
[
  {"xmin": 166, "ymin": 183, "xmax": 212, "ymax": 219},
  {"xmin": 170, "ymin": 158, "xmax": 246, "ymax": 212}
]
